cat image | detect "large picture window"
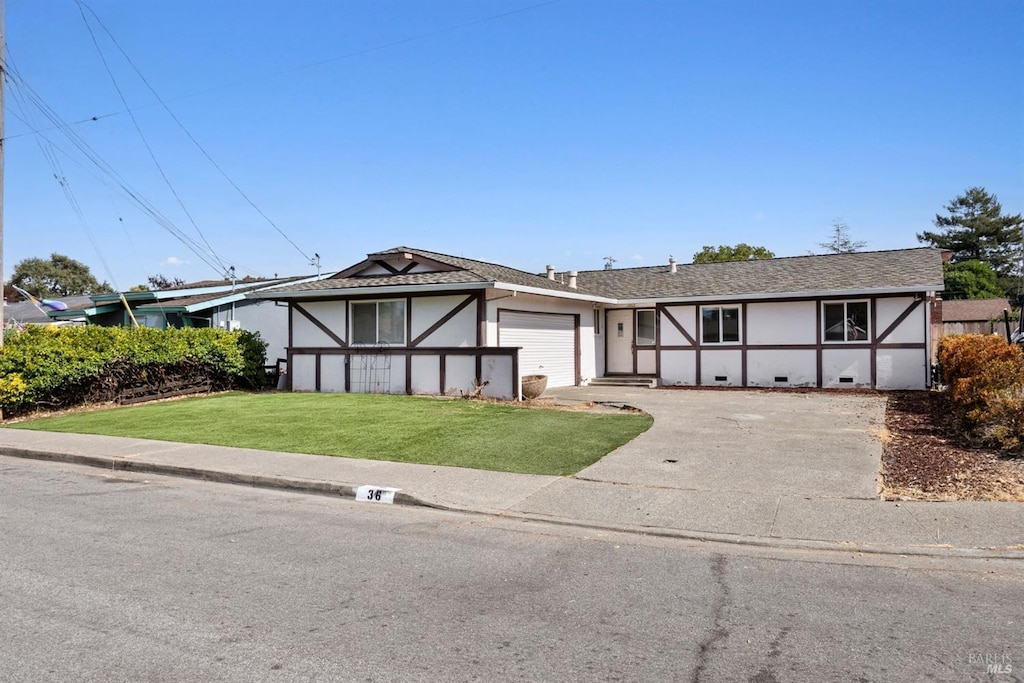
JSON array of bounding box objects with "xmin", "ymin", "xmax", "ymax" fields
[
  {"xmin": 352, "ymin": 300, "xmax": 406, "ymax": 345},
  {"xmin": 701, "ymin": 306, "xmax": 740, "ymax": 344},
  {"xmin": 823, "ymin": 301, "xmax": 869, "ymax": 342}
]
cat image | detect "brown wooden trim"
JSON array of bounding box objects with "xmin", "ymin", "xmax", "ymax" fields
[
  {"xmin": 287, "ymin": 346, "xmax": 519, "ymax": 356},
  {"xmin": 695, "ymin": 306, "xmax": 702, "ymax": 385},
  {"xmin": 632, "ymin": 310, "xmax": 638, "ymax": 375},
  {"xmin": 286, "ymin": 349, "xmax": 294, "ymax": 391},
  {"xmin": 870, "ymin": 297, "xmax": 878, "ymax": 388},
  {"xmin": 405, "ymin": 354, "xmax": 412, "ymax": 394},
  {"xmin": 439, "ymin": 354, "xmax": 446, "ymax": 394},
  {"xmin": 378, "ymin": 261, "xmax": 401, "ymax": 275},
  {"xmin": 315, "ymin": 354, "xmax": 322, "ymax": 391},
  {"xmin": 293, "ymin": 302, "xmax": 347, "ymax": 347},
  {"xmin": 654, "ymin": 306, "xmax": 662, "ymax": 381},
  {"xmin": 288, "ymin": 303, "xmax": 294, "ymax": 349},
  {"xmin": 659, "ymin": 345, "xmax": 701, "ymax": 351},
  {"xmin": 741, "ymin": 303, "xmax": 748, "ymax": 387},
  {"xmin": 410, "ymin": 295, "xmax": 475, "ymax": 347},
  {"xmin": 511, "ymin": 350, "xmax": 519, "ymax": 400},
  {"xmin": 660, "ymin": 305, "xmax": 696, "ymax": 346},
  {"xmin": 344, "ymin": 355, "xmax": 350, "ymax": 392},
  {"xmin": 406, "ymin": 296, "xmax": 413, "ymax": 347},
  {"xmin": 875, "ymin": 298, "xmax": 923, "ymax": 344},
  {"xmin": 399, "ymin": 262, "xmax": 418, "ymax": 274},
  {"xmin": 476, "ymin": 291, "xmax": 486, "ymax": 346},
  {"xmin": 574, "ymin": 314, "xmax": 582, "ymax": 384},
  {"xmin": 815, "ymin": 299, "xmax": 823, "ymax": 388}
]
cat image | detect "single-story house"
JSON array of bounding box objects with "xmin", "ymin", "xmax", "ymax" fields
[
  {"xmin": 250, "ymin": 246, "xmax": 944, "ymax": 398},
  {"xmin": 48, "ymin": 276, "xmax": 319, "ymax": 363}
]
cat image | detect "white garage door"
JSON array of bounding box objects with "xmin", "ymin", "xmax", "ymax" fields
[{"xmin": 499, "ymin": 311, "xmax": 577, "ymax": 388}]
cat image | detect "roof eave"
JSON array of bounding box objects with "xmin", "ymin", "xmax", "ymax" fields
[{"xmin": 621, "ymin": 284, "xmax": 944, "ymax": 305}]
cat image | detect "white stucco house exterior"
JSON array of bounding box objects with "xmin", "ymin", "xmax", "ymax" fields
[{"xmin": 250, "ymin": 246, "xmax": 945, "ymax": 398}]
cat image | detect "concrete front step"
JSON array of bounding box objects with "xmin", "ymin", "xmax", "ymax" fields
[{"xmin": 587, "ymin": 377, "xmax": 658, "ymax": 388}]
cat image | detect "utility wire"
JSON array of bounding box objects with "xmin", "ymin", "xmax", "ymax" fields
[
  {"xmin": 4, "ymin": 51, "xmax": 258, "ymax": 276},
  {"xmin": 77, "ymin": 0, "xmax": 315, "ymax": 265},
  {"xmin": 74, "ymin": 0, "xmax": 230, "ymax": 277}
]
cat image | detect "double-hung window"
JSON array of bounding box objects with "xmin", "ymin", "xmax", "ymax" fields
[
  {"xmin": 701, "ymin": 306, "xmax": 740, "ymax": 344},
  {"xmin": 352, "ymin": 300, "xmax": 406, "ymax": 345},
  {"xmin": 823, "ymin": 301, "xmax": 868, "ymax": 342}
]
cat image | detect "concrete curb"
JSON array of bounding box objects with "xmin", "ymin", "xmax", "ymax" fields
[{"xmin": 5, "ymin": 446, "xmax": 1023, "ymax": 561}]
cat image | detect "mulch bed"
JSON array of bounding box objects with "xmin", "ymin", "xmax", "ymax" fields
[{"xmin": 882, "ymin": 391, "xmax": 1024, "ymax": 501}]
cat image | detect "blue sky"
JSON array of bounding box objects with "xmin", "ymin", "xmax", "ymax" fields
[{"xmin": 5, "ymin": 0, "xmax": 1022, "ymax": 289}]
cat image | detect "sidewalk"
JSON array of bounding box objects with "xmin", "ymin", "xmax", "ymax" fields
[{"xmin": 2, "ymin": 426, "xmax": 1022, "ymax": 559}]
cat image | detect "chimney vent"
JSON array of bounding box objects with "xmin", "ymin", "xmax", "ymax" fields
[
  {"xmin": 669, "ymin": 255, "xmax": 677, "ymax": 274},
  {"xmin": 546, "ymin": 265, "xmax": 556, "ymax": 280},
  {"xmin": 568, "ymin": 271, "xmax": 578, "ymax": 289}
]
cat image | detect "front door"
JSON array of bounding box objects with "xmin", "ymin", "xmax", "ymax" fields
[{"xmin": 606, "ymin": 309, "xmax": 634, "ymax": 374}]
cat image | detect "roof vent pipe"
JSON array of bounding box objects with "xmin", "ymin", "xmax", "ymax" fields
[
  {"xmin": 546, "ymin": 265, "xmax": 556, "ymax": 280},
  {"xmin": 568, "ymin": 271, "xmax": 578, "ymax": 289},
  {"xmin": 669, "ymin": 255, "xmax": 677, "ymax": 274}
]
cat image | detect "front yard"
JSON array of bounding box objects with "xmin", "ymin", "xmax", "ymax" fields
[{"xmin": 3, "ymin": 392, "xmax": 651, "ymax": 476}]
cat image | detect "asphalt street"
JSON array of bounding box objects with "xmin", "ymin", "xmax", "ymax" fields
[{"xmin": 1, "ymin": 458, "xmax": 1021, "ymax": 682}]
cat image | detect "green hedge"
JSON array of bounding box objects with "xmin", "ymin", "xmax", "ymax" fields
[{"xmin": 0, "ymin": 326, "xmax": 267, "ymax": 416}]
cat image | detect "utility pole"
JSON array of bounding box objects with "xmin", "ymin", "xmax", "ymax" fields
[{"xmin": 1, "ymin": 0, "xmax": 6, "ymax": 349}]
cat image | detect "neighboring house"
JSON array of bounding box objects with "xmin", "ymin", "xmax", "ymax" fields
[
  {"xmin": 3, "ymin": 295, "xmax": 94, "ymax": 327},
  {"xmin": 251, "ymin": 246, "xmax": 944, "ymax": 398},
  {"xmin": 48, "ymin": 276, "xmax": 318, "ymax": 363},
  {"xmin": 938, "ymin": 298, "xmax": 1011, "ymax": 336}
]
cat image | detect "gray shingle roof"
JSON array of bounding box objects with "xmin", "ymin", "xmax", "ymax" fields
[
  {"xmin": 261, "ymin": 247, "xmax": 581, "ymax": 295},
  {"xmin": 941, "ymin": 298, "xmax": 1011, "ymax": 322},
  {"xmin": 575, "ymin": 248, "xmax": 944, "ymax": 299}
]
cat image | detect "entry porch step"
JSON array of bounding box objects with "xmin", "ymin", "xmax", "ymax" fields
[{"xmin": 587, "ymin": 376, "xmax": 658, "ymax": 388}]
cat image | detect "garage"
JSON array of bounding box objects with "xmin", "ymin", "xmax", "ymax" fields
[{"xmin": 498, "ymin": 310, "xmax": 578, "ymax": 388}]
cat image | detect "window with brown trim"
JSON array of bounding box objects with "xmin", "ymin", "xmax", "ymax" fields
[
  {"xmin": 823, "ymin": 301, "xmax": 869, "ymax": 342},
  {"xmin": 701, "ymin": 306, "xmax": 740, "ymax": 344},
  {"xmin": 352, "ymin": 300, "xmax": 406, "ymax": 345},
  {"xmin": 636, "ymin": 310, "xmax": 656, "ymax": 346}
]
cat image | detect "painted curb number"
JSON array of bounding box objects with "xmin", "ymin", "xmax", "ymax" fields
[{"xmin": 355, "ymin": 485, "xmax": 399, "ymax": 504}]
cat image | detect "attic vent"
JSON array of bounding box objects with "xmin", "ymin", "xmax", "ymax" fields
[
  {"xmin": 774, "ymin": 376, "xmax": 788, "ymax": 383},
  {"xmin": 839, "ymin": 376, "xmax": 854, "ymax": 384},
  {"xmin": 714, "ymin": 375, "xmax": 728, "ymax": 382}
]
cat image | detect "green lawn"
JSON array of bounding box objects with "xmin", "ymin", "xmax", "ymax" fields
[{"xmin": 4, "ymin": 392, "xmax": 651, "ymax": 476}]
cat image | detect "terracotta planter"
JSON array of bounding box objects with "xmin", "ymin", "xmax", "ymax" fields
[{"xmin": 521, "ymin": 374, "xmax": 548, "ymax": 399}]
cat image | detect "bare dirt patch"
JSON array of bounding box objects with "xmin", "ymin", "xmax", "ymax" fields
[{"xmin": 882, "ymin": 391, "xmax": 1024, "ymax": 501}]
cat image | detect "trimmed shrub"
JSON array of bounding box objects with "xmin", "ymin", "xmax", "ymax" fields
[
  {"xmin": 0, "ymin": 325, "xmax": 267, "ymax": 416},
  {"xmin": 937, "ymin": 334, "xmax": 1024, "ymax": 451}
]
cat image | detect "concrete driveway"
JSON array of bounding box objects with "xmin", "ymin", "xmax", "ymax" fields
[{"xmin": 549, "ymin": 386, "xmax": 886, "ymax": 500}]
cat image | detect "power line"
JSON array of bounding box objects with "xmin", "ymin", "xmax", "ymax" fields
[
  {"xmin": 4, "ymin": 50, "xmax": 260, "ymax": 277},
  {"xmin": 77, "ymin": 0, "xmax": 315, "ymax": 265},
  {"xmin": 74, "ymin": 0, "xmax": 229, "ymax": 277}
]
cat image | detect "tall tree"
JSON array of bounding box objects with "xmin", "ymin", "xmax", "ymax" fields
[
  {"xmin": 941, "ymin": 260, "xmax": 1005, "ymax": 300},
  {"xmin": 818, "ymin": 220, "xmax": 866, "ymax": 253},
  {"xmin": 692, "ymin": 243, "xmax": 775, "ymax": 263},
  {"xmin": 917, "ymin": 187, "xmax": 1023, "ymax": 286},
  {"xmin": 10, "ymin": 253, "xmax": 113, "ymax": 298}
]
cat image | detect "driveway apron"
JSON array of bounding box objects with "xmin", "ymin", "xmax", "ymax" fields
[{"xmin": 549, "ymin": 387, "xmax": 885, "ymax": 500}]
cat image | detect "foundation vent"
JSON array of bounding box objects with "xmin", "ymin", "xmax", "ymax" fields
[
  {"xmin": 774, "ymin": 376, "xmax": 788, "ymax": 383},
  {"xmin": 839, "ymin": 376, "xmax": 854, "ymax": 384},
  {"xmin": 714, "ymin": 375, "xmax": 728, "ymax": 382}
]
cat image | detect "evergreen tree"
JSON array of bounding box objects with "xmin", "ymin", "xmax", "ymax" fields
[
  {"xmin": 818, "ymin": 220, "xmax": 866, "ymax": 253},
  {"xmin": 918, "ymin": 187, "xmax": 1023, "ymax": 288}
]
